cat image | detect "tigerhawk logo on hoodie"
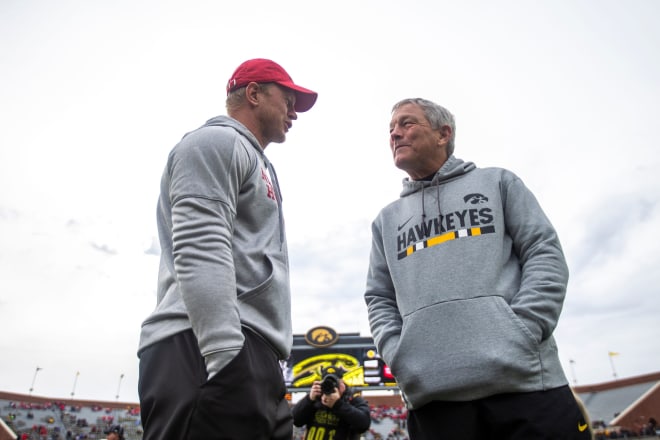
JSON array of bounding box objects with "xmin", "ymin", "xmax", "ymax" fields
[
  {"xmin": 261, "ymin": 168, "xmax": 276, "ymax": 201},
  {"xmin": 396, "ymin": 193, "xmax": 495, "ymax": 260}
]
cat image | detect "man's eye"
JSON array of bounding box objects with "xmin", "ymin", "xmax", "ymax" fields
[{"xmin": 390, "ymin": 121, "xmax": 416, "ymax": 133}]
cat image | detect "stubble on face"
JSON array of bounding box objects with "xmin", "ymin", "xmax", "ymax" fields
[
  {"xmin": 389, "ymin": 104, "xmax": 446, "ymax": 180},
  {"xmin": 258, "ymin": 85, "xmax": 296, "ymax": 147}
]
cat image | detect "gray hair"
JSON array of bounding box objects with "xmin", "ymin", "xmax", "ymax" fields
[
  {"xmin": 226, "ymin": 86, "xmax": 247, "ymax": 113},
  {"xmin": 225, "ymin": 83, "xmax": 276, "ymax": 113},
  {"xmin": 392, "ymin": 98, "xmax": 456, "ymax": 157}
]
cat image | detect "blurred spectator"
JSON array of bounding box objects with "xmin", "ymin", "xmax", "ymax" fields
[
  {"xmin": 292, "ymin": 366, "xmax": 371, "ymax": 439},
  {"xmin": 104, "ymin": 425, "xmax": 124, "ymax": 440}
]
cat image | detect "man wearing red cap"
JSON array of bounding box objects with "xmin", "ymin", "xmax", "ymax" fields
[{"xmin": 137, "ymin": 59, "xmax": 317, "ymax": 439}]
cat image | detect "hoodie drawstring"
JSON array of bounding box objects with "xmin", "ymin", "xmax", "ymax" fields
[
  {"xmin": 420, "ymin": 180, "xmax": 443, "ymax": 221},
  {"xmin": 421, "ymin": 185, "xmax": 426, "ymax": 219}
]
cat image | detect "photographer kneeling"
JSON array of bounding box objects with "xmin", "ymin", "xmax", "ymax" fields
[{"xmin": 292, "ymin": 366, "xmax": 371, "ymax": 440}]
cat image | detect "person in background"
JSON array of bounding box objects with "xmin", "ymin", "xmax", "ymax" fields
[
  {"xmin": 137, "ymin": 58, "xmax": 317, "ymax": 439},
  {"xmin": 364, "ymin": 97, "xmax": 591, "ymax": 439},
  {"xmin": 104, "ymin": 425, "xmax": 124, "ymax": 440},
  {"xmin": 292, "ymin": 366, "xmax": 371, "ymax": 440}
]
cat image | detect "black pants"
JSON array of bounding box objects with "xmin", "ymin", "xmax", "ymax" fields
[
  {"xmin": 407, "ymin": 385, "xmax": 591, "ymax": 440},
  {"xmin": 138, "ymin": 328, "xmax": 292, "ymax": 440}
]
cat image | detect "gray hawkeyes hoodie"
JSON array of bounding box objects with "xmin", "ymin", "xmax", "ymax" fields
[
  {"xmin": 138, "ymin": 115, "xmax": 291, "ymax": 379},
  {"xmin": 365, "ymin": 156, "xmax": 569, "ymax": 409}
]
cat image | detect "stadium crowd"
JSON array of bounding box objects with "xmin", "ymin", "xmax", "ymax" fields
[
  {"xmin": 2, "ymin": 399, "xmax": 413, "ymax": 440},
  {"xmin": 4, "ymin": 398, "xmax": 658, "ymax": 439},
  {"xmin": 1, "ymin": 400, "xmax": 141, "ymax": 440}
]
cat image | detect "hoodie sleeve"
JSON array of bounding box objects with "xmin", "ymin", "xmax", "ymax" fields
[
  {"xmin": 364, "ymin": 216, "xmax": 402, "ymax": 368},
  {"xmin": 502, "ymin": 173, "xmax": 569, "ymax": 343},
  {"xmin": 168, "ymin": 128, "xmax": 254, "ymax": 377},
  {"xmin": 291, "ymin": 395, "xmax": 318, "ymax": 427}
]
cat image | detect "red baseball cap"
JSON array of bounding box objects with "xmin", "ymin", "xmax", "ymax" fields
[{"xmin": 226, "ymin": 58, "xmax": 318, "ymax": 112}]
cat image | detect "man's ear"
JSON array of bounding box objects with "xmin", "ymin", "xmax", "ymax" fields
[
  {"xmin": 244, "ymin": 82, "xmax": 261, "ymax": 107},
  {"xmin": 438, "ymin": 124, "xmax": 452, "ymax": 144}
]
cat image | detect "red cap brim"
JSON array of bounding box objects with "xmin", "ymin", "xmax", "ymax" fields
[{"xmin": 276, "ymin": 81, "xmax": 318, "ymax": 113}]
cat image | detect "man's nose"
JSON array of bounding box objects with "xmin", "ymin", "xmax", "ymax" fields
[{"xmin": 390, "ymin": 132, "xmax": 403, "ymax": 145}]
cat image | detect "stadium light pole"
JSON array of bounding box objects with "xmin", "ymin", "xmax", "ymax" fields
[
  {"xmin": 608, "ymin": 352, "xmax": 619, "ymax": 379},
  {"xmin": 115, "ymin": 373, "xmax": 124, "ymax": 401},
  {"xmin": 70, "ymin": 371, "xmax": 80, "ymax": 400},
  {"xmin": 569, "ymin": 359, "xmax": 578, "ymax": 385},
  {"xmin": 29, "ymin": 366, "xmax": 42, "ymax": 395}
]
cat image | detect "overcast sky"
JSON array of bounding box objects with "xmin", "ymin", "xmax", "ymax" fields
[{"xmin": 1, "ymin": 0, "xmax": 659, "ymax": 403}]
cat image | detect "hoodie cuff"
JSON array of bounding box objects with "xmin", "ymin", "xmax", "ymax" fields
[{"xmin": 204, "ymin": 348, "xmax": 241, "ymax": 380}]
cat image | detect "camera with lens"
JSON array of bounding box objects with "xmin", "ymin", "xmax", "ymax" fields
[{"xmin": 320, "ymin": 374, "xmax": 340, "ymax": 395}]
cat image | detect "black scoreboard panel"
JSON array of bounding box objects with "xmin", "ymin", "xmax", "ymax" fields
[{"xmin": 283, "ymin": 331, "xmax": 398, "ymax": 391}]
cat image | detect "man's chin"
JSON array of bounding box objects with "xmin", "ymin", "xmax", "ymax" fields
[{"xmin": 393, "ymin": 158, "xmax": 409, "ymax": 172}]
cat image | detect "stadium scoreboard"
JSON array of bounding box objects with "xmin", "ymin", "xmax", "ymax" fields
[{"xmin": 282, "ymin": 326, "xmax": 397, "ymax": 391}]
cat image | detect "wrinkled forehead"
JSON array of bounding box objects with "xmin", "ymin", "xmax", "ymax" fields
[{"xmin": 390, "ymin": 103, "xmax": 427, "ymax": 126}]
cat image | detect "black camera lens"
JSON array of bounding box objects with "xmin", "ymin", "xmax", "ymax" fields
[{"xmin": 320, "ymin": 375, "xmax": 339, "ymax": 394}]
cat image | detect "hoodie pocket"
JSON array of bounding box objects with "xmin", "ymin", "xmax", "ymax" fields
[
  {"xmin": 239, "ymin": 255, "xmax": 275, "ymax": 302},
  {"xmin": 237, "ymin": 255, "xmax": 291, "ymax": 347},
  {"xmin": 390, "ymin": 295, "xmax": 542, "ymax": 403}
]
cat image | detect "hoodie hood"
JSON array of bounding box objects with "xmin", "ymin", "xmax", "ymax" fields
[
  {"xmin": 199, "ymin": 115, "xmax": 264, "ymax": 153},
  {"xmin": 201, "ymin": 115, "xmax": 285, "ymax": 242},
  {"xmin": 400, "ymin": 155, "xmax": 476, "ymax": 197}
]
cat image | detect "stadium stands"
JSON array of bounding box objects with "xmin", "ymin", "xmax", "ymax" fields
[
  {"xmin": 2, "ymin": 371, "xmax": 658, "ymax": 439},
  {"xmin": 0, "ymin": 395, "xmax": 141, "ymax": 440},
  {"xmin": 574, "ymin": 371, "xmax": 660, "ymax": 438}
]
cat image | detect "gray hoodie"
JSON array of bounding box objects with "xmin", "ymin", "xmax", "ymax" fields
[
  {"xmin": 138, "ymin": 115, "xmax": 291, "ymax": 378},
  {"xmin": 365, "ymin": 156, "xmax": 569, "ymax": 409}
]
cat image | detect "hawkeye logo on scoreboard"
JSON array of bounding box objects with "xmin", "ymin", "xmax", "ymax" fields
[{"xmin": 305, "ymin": 326, "xmax": 338, "ymax": 348}]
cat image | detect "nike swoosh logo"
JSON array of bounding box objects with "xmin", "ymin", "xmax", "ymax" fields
[
  {"xmin": 578, "ymin": 422, "xmax": 588, "ymax": 432},
  {"xmin": 397, "ymin": 216, "xmax": 414, "ymax": 231}
]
